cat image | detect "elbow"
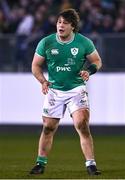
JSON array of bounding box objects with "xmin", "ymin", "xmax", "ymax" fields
[
  {"xmin": 97, "ymin": 57, "xmax": 102, "ymax": 70},
  {"xmin": 31, "ymin": 63, "xmax": 34, "ymax": 74},
  {"xmin": 99, "ymin": 60, "xmax": 102, "ymax": 69},
  {"xmin": 31, "ymin": 62, "xmax": 36, "ymax": 75}
]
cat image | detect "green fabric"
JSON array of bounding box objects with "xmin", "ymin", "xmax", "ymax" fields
[
  {"xmin": 36, "ymin": 156, "xmax": 48, "ymax": 166},
  {"xmin": 36, "ymin": 33, "xmax": 96, "ymax": 91}
]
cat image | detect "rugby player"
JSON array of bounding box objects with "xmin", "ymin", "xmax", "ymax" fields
[{"xmin": 30, "ymin": 8, "xmax": 102, "ymax": 175}]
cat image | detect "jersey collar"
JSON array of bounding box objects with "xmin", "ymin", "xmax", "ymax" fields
[{"xmin": 56, "ymin": 33, "xmax": 75, "ymax": 45}]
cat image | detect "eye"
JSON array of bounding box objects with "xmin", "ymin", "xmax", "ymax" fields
[
  {"xmin": 63, "ymin": 21, "xmax": 69, "ymax": 24},
  {"xmin": 57, "ymin": 21, "xmax": 62, "ymax": 24}
]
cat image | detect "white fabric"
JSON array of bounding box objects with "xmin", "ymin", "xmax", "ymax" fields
[
  {"xmin": 42, "ymin": 86, "xmax": 89, "ymax": 118},
  {"xmin": 85, "ymin": 160, "xmax": 96, "ymax": 167}
]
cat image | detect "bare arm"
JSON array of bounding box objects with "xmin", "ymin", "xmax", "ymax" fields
[
  {"xmin": 80, "ymin": 50, "xmax": 102, "ymax": 81},
  {"xmin": 32, "ymin": 53, "xmax": 50, "ymax": 94},
  {"xmin": 86, "ymin": 49, "xmax": 102, "ymax": 70}
]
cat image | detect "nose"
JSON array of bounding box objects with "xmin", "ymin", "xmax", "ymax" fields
[{"xmin": 59, "ymin": 22, "xmax": 64, "ymax": 28}]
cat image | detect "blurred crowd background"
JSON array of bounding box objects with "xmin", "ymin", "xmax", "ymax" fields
[{"xmin": 0, "ymin": 0, "xmax": 125, "ymax": 72}]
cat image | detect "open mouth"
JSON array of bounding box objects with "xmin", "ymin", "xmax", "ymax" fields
[{"xmin": 59, "ymin": 29, "xmax": 65, "ymax": 33}]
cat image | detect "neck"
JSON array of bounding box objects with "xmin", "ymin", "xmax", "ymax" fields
[{"xmin": 57, "ymin": 32, "xmax": 74, "ymax": 43}]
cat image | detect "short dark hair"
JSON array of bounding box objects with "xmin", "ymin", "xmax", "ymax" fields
[{"xmin": 57, "ymin": 8, "xmax": 80, "ymax": 32}]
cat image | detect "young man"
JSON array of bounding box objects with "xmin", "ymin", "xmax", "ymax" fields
[{"xmin": 30, "ymin": 8, "xmax": 102, "ymax": 175}]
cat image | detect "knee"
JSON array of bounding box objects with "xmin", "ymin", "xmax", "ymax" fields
[
  {"xmin": 42, "ymin": 125, "xmax": 56, "ymax": 135},
  {"xmin": 42, "ymin": 117, "xmax": 59, "ymax": 135},
  {"xmin": 73, "ymin": 109, "xmax": 90, "ymax": 134},
  {"xmin": 75, "ymin": 120, "xmax": 90, "ymax": 137},
  {"xmin": 75, "ymin": 120, "xmax": 88, "ymax": 131}
]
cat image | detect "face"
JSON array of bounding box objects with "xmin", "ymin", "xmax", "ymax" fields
[{"xmin": 56, "ymin": 16, "xmax": 74, "ymax": 40}]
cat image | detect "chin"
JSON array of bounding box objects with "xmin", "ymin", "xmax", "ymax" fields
[
  {"xmin": 58, "ymin": 33, "xmax": 64, "ymax": 37},
  {"xmin": 60, "ymin": 34, "xmax": 68, "ymax": 39},
  {"xmin": 60, "ymin": 35, "xmax": 65, "ymax": 38}
]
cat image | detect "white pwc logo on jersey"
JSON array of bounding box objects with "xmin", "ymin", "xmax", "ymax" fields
[
  {"xmin": 71, "ymin": 48, "xmax": 79, "ymax": 56},
  {"xmin": 51, "ymin": 49, "xmax": 59, "ymax": 55},
  {"xmin": 56, "ymin": 66, "xmax": 71, "ymax": 72}
]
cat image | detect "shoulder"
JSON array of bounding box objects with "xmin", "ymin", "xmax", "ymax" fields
[
  {"xmin": 75, "ymin": 33, "xmax": 95, "ymax": 54},
  {"xmin": 76, "ymin": 33, "xmax": 95, "ymax": 51},
  {"xmin": 36, "ymin": 34, "xmax": 55, "ymax": 56},
  {"xmin": 37, "ymin": 33, "xmax": 56, "ymax": 47},
  {"xmin": 75, "ymin": 33, "xmax": 93, "ymax": 43}
]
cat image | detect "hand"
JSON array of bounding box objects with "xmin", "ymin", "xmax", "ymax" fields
[
  {"xmin": 42, "ymin": 81, "xmax": 51, "ymax": 95},
  {"xmin": 79, "ymin": 70, "xmax": 90, "ymax": 81}
]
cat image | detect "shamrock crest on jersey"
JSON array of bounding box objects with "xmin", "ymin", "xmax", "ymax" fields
[{"xmin": 71, "ymin": 48, "xmax": 79, "ymax": 56}]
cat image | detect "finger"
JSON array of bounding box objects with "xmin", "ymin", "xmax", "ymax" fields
[
  {"xmin": 42, "ymin": 88, "xmax": 47, "ymax": 94},
  {"xmin": 81, "ymin": 74, "xmax": 88, "ymax": 79},
  {"xmin": 43, "ymin": 86, "xmax": 49, "ymax": 94},
  {"xmin": 80, "ymin": 71, "xmax": 88, "ymax": 77},
  {"xmin": 81, "ymin": 73, "xmax": 89, "ymax": 81},
  {"xmin": 84, "ymin": 75, "xmax": 89, "ymax": 81},
  {"xmin": 79, "ymin": 71, "xmax": 85, "ymax": 76}
]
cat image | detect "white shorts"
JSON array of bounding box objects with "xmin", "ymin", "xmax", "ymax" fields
[{"xmin": 42, "ymin": 85, "xmax": 89, "ymax": 119}]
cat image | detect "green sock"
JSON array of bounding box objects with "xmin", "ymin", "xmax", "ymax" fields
[{"xmin": 36, "ymin": 156, "xmax": 48, "ymax": 166}]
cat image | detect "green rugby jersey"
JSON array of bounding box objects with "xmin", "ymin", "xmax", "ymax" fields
[{"xmin": 35, "ymin": 33, "xmax": 95, "ymax": 91}]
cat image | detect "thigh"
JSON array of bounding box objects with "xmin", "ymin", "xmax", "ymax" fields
[
  {"xmin": 42, "ymin": 89, "xmax": 66, "ymax": 119},
  {"xmin": 67, "ymin": 86, "xmax": 89, "ymax": 115},
  {"xmin": 72, "ymin": 108, "xmax": 89, "ymax": 122}
]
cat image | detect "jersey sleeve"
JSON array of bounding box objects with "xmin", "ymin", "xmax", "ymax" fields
[
  {"xmin": 85, "ymin": 39, "xmax": 96, "ymax": 55},
  {"xmin": 35, "ymin": 38, "xmax": 46, "ymax": 57}
]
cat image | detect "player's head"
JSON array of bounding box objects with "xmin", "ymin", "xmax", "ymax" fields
[{"xmin": 57, "ymin": 9, "xmax": 80, "ymax": 33}]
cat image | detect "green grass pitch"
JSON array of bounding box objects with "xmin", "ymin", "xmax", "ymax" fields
[{"xmin": 0, "ymin": 130, "xmax": 125, "ymax": 179}]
